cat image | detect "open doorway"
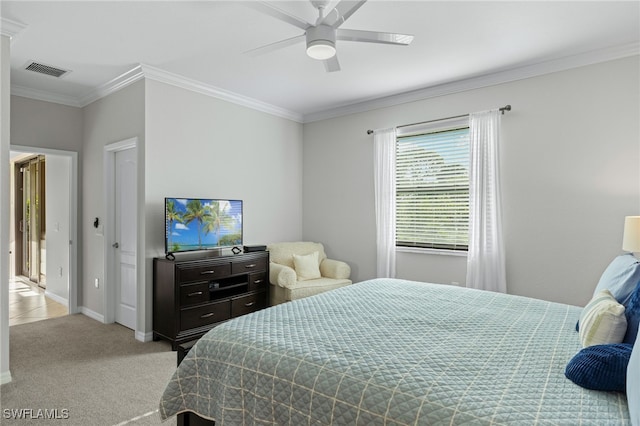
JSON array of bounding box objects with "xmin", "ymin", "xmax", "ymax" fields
[{"xmin": 9, "ymin": 147, "xmax": 78, "ymax": 326}]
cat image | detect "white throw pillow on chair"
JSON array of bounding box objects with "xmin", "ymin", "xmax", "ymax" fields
[{"xmin": 293, "ymin": 251, "xmax": 321, "ymax": 280}]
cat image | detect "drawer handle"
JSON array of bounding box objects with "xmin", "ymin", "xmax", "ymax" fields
[
  {"xmin": 200, "ymin": 312, "xmax": 215, "ymax": 319},
  {"xmin": 187, "ymin": 291, "xmax": 203, "ymax": 297},
  {"xmin": 200, "ymin": 270, "xmax": 216, "ymax": 275},
  {"xmin": 245, "ymin": 264, "xmax": 257, "ymax": 269},
  {"xmin": 253, "ymin": 279, "xmax": 264, "ymax": 284},
  {"xmin": 244, "ymin": 302, "xmax": 255, "ymax": 307}
]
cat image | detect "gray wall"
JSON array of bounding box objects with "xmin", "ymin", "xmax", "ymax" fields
[
  {"xmin": 143, "ymin": 79, "xmax": 304, "ymax": 332},
  {"xmin": 303, "ymin": 56, "xmax": 640, "ymax": 307},
  {"xmin": 81, "ymin": 80, "xmax": 145, "ymax": 318},
  {"xmin": 9, "ymin": 96, "xmax": 83, "ymax": 307},
  {"xmin": 10, "ymin": 96, "xmax": 83, "ymax": 152}
]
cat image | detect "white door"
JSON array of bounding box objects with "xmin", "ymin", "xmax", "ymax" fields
[{"xmin": 114, "ymin": 147, "xmax": 137, "ymax": 330}]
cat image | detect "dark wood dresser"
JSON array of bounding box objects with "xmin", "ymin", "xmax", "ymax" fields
[{"xmin": 153, "ymin": 251, "xmax": 269, "ymax": 349}]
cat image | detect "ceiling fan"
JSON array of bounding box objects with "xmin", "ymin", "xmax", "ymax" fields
[{"xmin": 245, "ymin": 0, "xmax": 414, "ymax": 72}]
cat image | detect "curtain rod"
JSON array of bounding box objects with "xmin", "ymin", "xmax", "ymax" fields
[{"xmin": 366, "ymin": 105, "xmax": 511, "ymax": 135}]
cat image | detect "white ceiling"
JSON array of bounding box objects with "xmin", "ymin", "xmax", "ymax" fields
[{"xmin": 1, "ymin": 1, "xmax": 639, "ymax": 122}]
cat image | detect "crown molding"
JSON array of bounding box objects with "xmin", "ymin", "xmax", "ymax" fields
[
  {"xmin": 0, "ymin": 17, "xmax": 27, "ymax": 39},
  {"xmin": 11, "ymin": 66, "xmax": 145, "ymax": 109},
  {"xmin": 302, "ymin": 41, "xmax": 640, "ymax": 123},
  {"xmin": 78, "ymin": 65, "xmax": 144, "ymax": 107},
  {"xmin": 12, "ymin": 62, "xmax": 304, "ymax": 122},
  {"xmin": 9, "ymin": 41, "xmax": 638, "ymax": 123},
  {"xmin": 139, "ymin": 64, "xmax": 304, "ymax": 123},
  {"xmin": 11, "ymin": 84, "xmax": 82, "ymax": 108}
]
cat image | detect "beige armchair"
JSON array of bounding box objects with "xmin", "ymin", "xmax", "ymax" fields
[{"xmin": 267, "ymin": 242, "xmax": 352, "ymax": 305}]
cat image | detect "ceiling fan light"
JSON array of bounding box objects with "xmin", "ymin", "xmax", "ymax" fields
[{"xmin": 306, "ymin": 40, "xmax": 336, "ymax": 60}]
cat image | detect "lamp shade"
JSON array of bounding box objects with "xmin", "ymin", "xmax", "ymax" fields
[{"xmin": 622, "ymin": 216, "xmax": 640, "ymax": 252}]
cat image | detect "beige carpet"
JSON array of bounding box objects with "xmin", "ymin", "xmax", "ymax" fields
[{"xmin": 0, "ymin": 314, "xmax": 176, "ymax": 425}]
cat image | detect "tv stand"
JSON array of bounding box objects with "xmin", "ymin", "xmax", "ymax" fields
[{"xmin": 153, "ymin": 251, "xmax": 269, "ymax": 350}]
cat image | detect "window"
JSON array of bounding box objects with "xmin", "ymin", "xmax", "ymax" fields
[{"xmin": 396, "ymin": 119, "xmax": 470, "ymax": 251}]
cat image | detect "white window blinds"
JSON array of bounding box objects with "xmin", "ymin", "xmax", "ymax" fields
[{"xmin": 396, "ymin": 119, "xmax": 470, "ymax": 251}]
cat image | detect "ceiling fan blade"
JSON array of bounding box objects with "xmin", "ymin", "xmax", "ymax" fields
[
  {"xmin": 245, "ymin": 1, "xmax": 311, "ymax": 31},
  {"xmin": 337, "ymin": 29, "xmax": 414, "ymax": 45},
  {"xmin": 244, "ymin": 34, "xmax": 306, "ymax": 56},
  {"xmin": 323, "ymin": 55, "xmax": 341, "ymax": 72},
  {"xmin": 323, "ymin": 0, "xmax": 368, "ymax": 28}
]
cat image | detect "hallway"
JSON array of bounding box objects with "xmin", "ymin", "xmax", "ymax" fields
[{"xmin": 9, "ymin": 276, "xmax": 67, "ymax": 326}]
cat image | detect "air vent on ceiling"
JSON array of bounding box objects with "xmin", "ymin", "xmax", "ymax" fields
[{"xmin": 24, "ymin": 61, "xmax": 70, "ymax": 78}]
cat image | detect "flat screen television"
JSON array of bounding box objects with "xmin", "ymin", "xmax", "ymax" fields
[{"xmin": 165, "ymin": 197, "xmax": 242, "ymax": 255}]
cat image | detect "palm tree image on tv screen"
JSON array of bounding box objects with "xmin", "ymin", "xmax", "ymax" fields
[{"xmin": 165, "ymin": 198, "xmax": 242, "ymax": 253}]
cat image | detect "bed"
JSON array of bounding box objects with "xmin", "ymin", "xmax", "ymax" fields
[{"xmin": 159, "ymin": 278, "xmax": 633, "ymax": 425}]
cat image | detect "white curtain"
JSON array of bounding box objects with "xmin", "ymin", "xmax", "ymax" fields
[
  {"xmin": 466, "ymin": 110, "xmax": 506, "ymax": 293},
  {"xmin": 373, "ymin": 128, "xmax": 397, "ymax": 278}
]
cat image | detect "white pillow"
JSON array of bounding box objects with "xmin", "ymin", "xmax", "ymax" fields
[
  {"xmin": 293, "ymin": 251, "xmax": 321, "ymax": 281},
  {"xmin": 579, "ymin": 289, "xmax": 627, "ymax": 347}
]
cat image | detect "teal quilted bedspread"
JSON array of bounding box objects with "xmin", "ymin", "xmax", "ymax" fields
[{"xmin": 159, "ymin": 278, "xmax": 630, "ymax": 425}]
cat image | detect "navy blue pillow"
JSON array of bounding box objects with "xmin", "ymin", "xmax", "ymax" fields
[
  {"xmin": 565, "ymin": 343, "xmax": 633, "ymax": 392},
  {"xmin": 623, "ymin": 283, "xmax": 640, "ymax": 344}
]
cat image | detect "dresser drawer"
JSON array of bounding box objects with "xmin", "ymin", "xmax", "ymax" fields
[
  {"xmin": 179, "ymin": 282, "xmax": 210, "ymax": 306},
  {"xmin": 231, "ymin": 257, "xmax": 267, "ymax": 275},
  {"xmin": 181, "ymin": 300, "xmax": 230, "ymax": 330},
  {"xmin": 177, "ymin": 263, "xmax": 231, "ymax": 284},
  {"xmin": 248, "ymin": 272, "xmax": 267, "ymax": 292},
  {"xmin": 231, "ymin": 291, "xmax": 267, "ymax": 317}
]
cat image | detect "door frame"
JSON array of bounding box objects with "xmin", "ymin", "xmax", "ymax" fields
[
  {"xmin": 103, "ymin": 138, "xmax": 138, "ymax": 332},
  {"xmin": 9, "ymin": 145, "xmax": 79, "ymax": 314}
]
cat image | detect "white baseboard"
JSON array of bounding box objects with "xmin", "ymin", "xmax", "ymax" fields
[
  {"xmin": 79, "ymin": 306, "xmax": 104, "ymax": 323},
  {"xmin": 78, "ymin": 309, "xmax": 152, "ymax": 343},
  {"xmin": 135, "ymin": 330, "xmax": 153, "ymax": 342},
  {"xmin": 44, "ymin": 290, "xmax": 68, "ymax": 307},
  {"xmin": 0, "ymin": 369, "xmax": 13, "ymax": 385}
]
